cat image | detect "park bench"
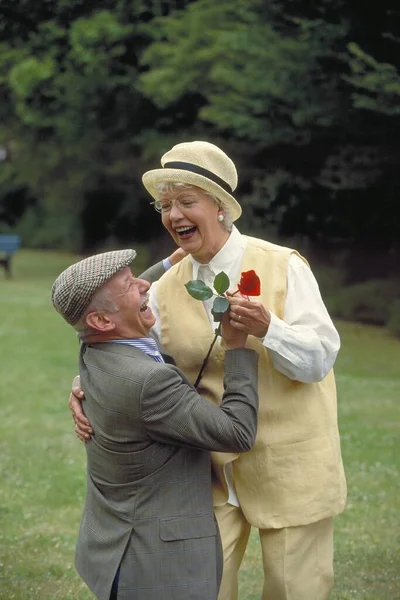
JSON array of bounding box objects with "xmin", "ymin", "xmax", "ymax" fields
[{"xmin": 0, "ymin": 234, "xmax": 21, "ymax": 278}]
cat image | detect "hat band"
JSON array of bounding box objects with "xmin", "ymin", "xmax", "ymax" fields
[{"xmin": 163, "ymin": 161, "xmax": 233, "ymax": 194}]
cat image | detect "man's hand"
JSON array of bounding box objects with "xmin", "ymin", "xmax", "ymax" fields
[
  {"xmin": 221, "ymin": 310, "xmax": 248, "ymax": 349},
  {"xmin": 69, "ymin": 376, "xmax": 93, "ymax": 441},
  {"xmin": 227, "ymin": 293, "xmax": 271, "ymax": 339}
]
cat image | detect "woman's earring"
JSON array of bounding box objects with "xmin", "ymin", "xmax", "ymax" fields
[{"xmin": 217, "ymin": 214, "xmax": 224, "ymax": 222}]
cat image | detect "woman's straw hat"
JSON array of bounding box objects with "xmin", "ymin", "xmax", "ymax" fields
[{"xmin": 142, "ymin": 141, "xmax": 242, "ymax": 221}]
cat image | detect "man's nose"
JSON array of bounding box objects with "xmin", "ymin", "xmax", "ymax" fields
[{"xmin": 138, "ymin": 279, "xmax": 150, "ymax": 292}]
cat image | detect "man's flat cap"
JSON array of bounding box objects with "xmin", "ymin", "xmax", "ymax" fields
[{"xmin": 51, "ymin": 249, "xmax": 136, "ymax": 325}]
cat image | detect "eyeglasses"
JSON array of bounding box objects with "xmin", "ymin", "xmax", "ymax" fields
[{"xmin": 151, "ymin": 197, "xmax": 199, "ymax": 214}]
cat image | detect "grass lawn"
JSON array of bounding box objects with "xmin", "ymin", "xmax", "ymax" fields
[{"xmin": 1, "ymin": 250, "xmax": 399, "ymax": 599}]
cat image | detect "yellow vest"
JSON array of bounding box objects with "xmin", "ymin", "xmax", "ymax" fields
[{"xmin": 157, "ymin": 236, "xmax": 347, "ymax": 528}]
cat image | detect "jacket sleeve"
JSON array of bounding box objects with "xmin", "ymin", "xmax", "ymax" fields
[
  {"xmin": 140, "ymin": 348, "xmax": 259, "ymax": 452},
  {"xmin": 139, "ymin": 260, "xmax": 166, "ymax": 284}
]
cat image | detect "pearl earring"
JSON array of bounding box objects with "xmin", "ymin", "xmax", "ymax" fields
[{"xmin": 217, "ymin": 214, "xmax": 224, "ymax": 222}]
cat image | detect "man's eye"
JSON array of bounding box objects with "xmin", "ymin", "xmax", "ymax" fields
[
  {"xmin": 181, "ymin": 200, "xmax": 194, "ymax": 206},
  {"xmin": 161, "ymin": 203, "xmax": 172, "ymax": 211}
]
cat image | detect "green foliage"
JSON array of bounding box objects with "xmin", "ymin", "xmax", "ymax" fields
[
  {"xmin": 387, "ymin": 300, "xmax": 400, "ymax": 339},
  {"xmin": 9, "ymin": 56, "xmax": 56, "ymax": 127},
  {"xmin": 184, "ymin": 279, "xmax": 214, "ymax": 300},
  {"xmin": 185, "ymin": 270, "xmax": 231, "ymax": 327},
  {"xmin": 185, "ymin": 270, "xmax": 231, "ymax": 309},
  {"xmin": 139, "ymin": 0, "xmax": 400, "ymax": 256},
  {"xmin": 0, "ymin": 1, "xmax": 162, "ymax": 251},
  {"xmin": 330, "ymin": 279, "xmax": 400, "ymax": 327},
  {"xmin": 212, "ymin": 295, "xmax": 230, "ymax": 314},
  {"xmin": 213, "ymin": 271, "xmax": 230, "ymax": 295},
  {"xmin": 0, "ymin": 0, "xmax": 399, "ymax": 256},
  {"xmin": 345, "ymin": 43, "xmax": 400, "ymax": 116},
  {"xmin": 140, "ymin": 0, "xmax": 347, "ymax": 145},
  {"xmin": 2, "ymin": 10, "xmax": 137, "ymax": 138}
]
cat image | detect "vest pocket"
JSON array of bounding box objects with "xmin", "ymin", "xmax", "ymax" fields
[
  {"xmin": 159, "ymin": 515, "xmax": 217, "ymax": 541},
  {"xmin": 267, "ymin": 436, "xmax": 340, "ymax": 504}
]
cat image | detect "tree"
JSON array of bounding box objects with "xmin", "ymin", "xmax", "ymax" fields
[
  {"xmin": 0, "ymin": 0, "xmax": 195, "ymax": 249},
  {"xmin": 139, "ymin": 0, "xmax": 400, "ymax": 276},
  {"xmin": 1, "ymin": 0, "xmax": 399, "ymax": 269},
  {"xmin": 140, "ymin": 0, "xmax": 347, "ymax": 145}
]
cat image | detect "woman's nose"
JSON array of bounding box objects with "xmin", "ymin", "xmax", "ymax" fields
[{"xmin": 169, "ymin": 201, "xmax": 184, "ymax": 219}]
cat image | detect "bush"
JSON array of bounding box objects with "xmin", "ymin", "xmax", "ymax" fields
[
  {"xmin": 387, "ymin": 300, "xmax": 400, "ymax": 338},
  {"xmin": 331, "ymin": 279, "xmax": 400, "ymax": 326}
]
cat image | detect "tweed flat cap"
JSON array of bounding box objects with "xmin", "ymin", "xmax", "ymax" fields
[{"xmin": 51, "ymin": 249, "xmax": 136, "ymax": 325}]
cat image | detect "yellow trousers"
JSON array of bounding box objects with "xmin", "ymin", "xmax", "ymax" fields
[{"xmin": 214, "ymin": 504, "xmax": 334, "ymax": 600}]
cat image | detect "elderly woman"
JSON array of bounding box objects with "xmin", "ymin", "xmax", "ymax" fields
[{"xmin": 72, "ymin": 141, "xmax": 346, "ymax": 600}]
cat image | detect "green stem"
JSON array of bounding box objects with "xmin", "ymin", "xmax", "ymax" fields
[{"xmin": 194, "ymin": 323, "xmax": 221, "ymax": 388}]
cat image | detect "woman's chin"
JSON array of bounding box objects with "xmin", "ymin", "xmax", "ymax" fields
[{"xmin": 177, "ymin": 234, "xmax": 200, "ymax": 254}]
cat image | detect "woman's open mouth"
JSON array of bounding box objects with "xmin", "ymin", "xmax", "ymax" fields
[{"xmin": 175, "ymin": 226, "xmax": 196, "ymax": 239}]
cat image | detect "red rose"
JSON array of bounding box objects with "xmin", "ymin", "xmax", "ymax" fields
[{"xmin": 237, "ymin": 270, "xmax": 261, "ymax": 296}]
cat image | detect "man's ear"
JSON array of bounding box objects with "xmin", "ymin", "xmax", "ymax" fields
[{"xmin": 86, "ymin": 311, "xmax": 116, "ymax": 332}]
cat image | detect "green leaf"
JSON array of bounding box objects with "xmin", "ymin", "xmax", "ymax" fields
[
  {"xmin": 212, "ymin": 296, "xmax": 230, "ymax": 314},
  {"xmin": 213, "ymin": 271, "xmax": 230, "ymax": 295},
  {"xmin": 185, "ymin": 280, "xmax": 213, "ymax": 301},
  {"xmin": 211, "ymin": 309, "xmax": 223, "ymax": 322}
]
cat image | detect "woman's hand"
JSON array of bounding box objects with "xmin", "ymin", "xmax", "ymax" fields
[
  {"xmin": 227, "ymin": 293, "xmax": 271, "ymax": 339},
  {"xmin": 69, "ymin": 376, "xmax": 93, "ymax": 441}
]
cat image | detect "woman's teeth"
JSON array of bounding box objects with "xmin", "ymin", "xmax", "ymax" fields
[{"xmin": 176, "ymin": 226, "xmax": 196, "ymax": 236}]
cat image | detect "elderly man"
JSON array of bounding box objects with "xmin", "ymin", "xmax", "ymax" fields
[
  {"xmin": 71, "ymin": 141, "xmax": 346, "ymax": 600},
  {"xmin": 52, "ymin": 249, "xmax": 259, "ymax": 600}
]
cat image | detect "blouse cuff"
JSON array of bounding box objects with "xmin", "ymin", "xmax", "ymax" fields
[
  {"xmin": 162, "ymin": 257, "xmax": 173, "ymax": 271},
  {"xmin": 263, "ymin": 312, "xmax": 285, "ymax": 351}
]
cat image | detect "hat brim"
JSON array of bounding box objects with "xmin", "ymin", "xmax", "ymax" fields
[{"xmin": 142, "ymin": 168, "xmax": 242, "ymax": 222}]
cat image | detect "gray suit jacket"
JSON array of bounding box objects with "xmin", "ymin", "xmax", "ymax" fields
[
  {"xmin": 76, "ymin": 342, "xmax": 258, "ymax": 600},
  {"xmin": 140, "ymin": 260, "xmax": 166, "ymax": 285}
]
